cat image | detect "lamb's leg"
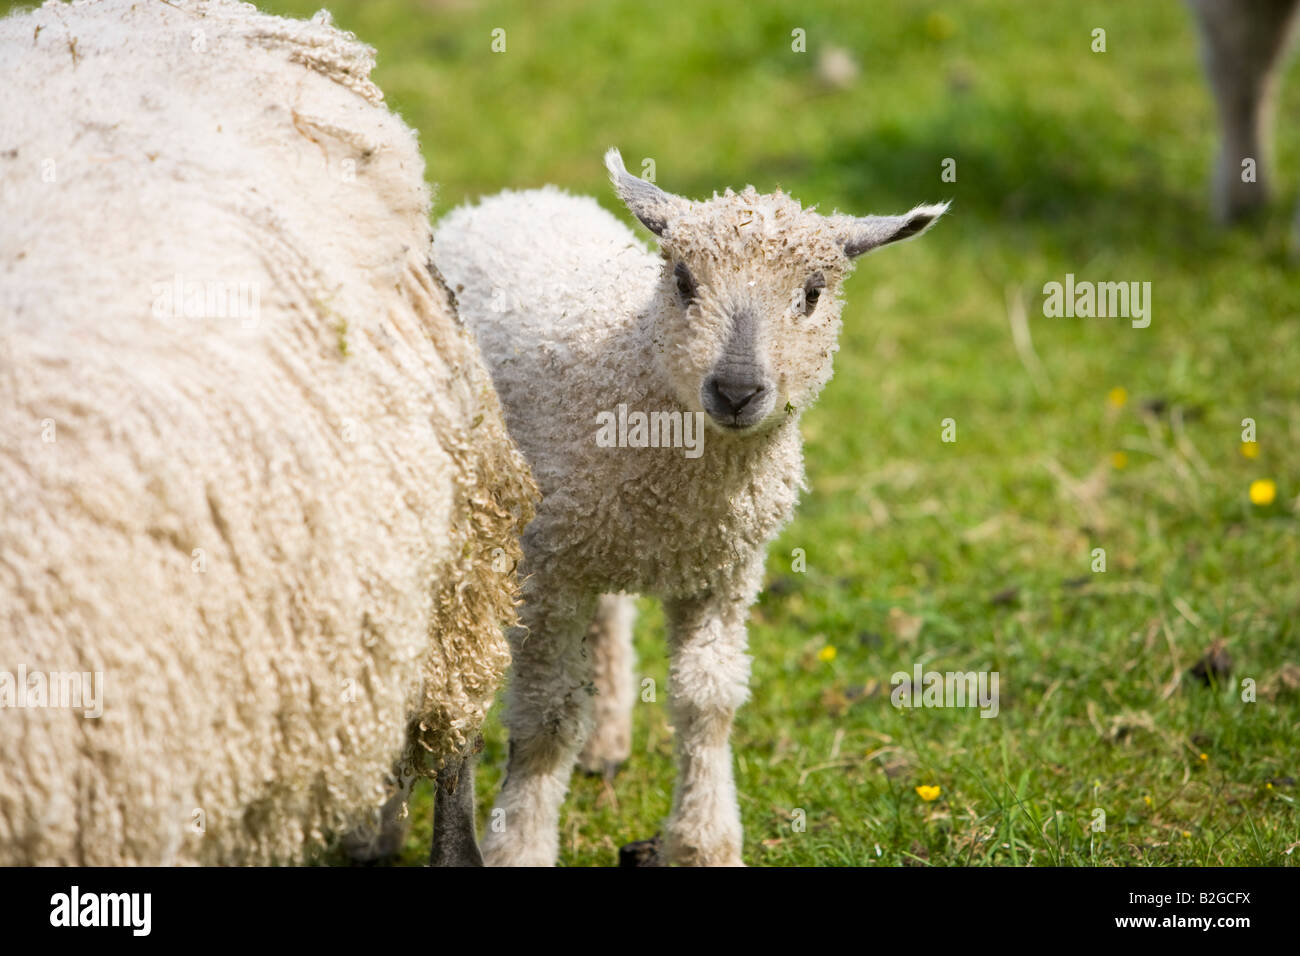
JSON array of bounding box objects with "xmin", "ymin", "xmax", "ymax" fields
[
  {"xmin": 661, "ymin": 588, "xmax": 753, "ymax": 867},
  {"xmin": 480, "ymin": 587, "xmax": 596, "ymax": 866},
  {"xmin": 429, "ymin": 750, "xmax": 482, "ymax": 867},
  {"xmin": 1189, "ymin": 0, "xmax": 1300, "ymax": 221},
  {"xmin": 577, "ymin": 592, "xmax": 638, "ymax": 777}
]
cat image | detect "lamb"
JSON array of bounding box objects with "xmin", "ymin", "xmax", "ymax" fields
[
  {"xmin": 0, "ymin": 0, "xmax": 534, "ymax": 865},
  {"xmin": 1188, "ymin": 0, "xmax": 1300, "ymax": 224},
  {"xmin": 433, "ymin": 150, "xmax": 945, "ymax": 865}
]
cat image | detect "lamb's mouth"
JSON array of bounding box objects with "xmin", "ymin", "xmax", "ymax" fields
[
  {"xmin": 712, "ymin": 416, "xmax": 763, "ymax": 433},
  {"xmin": 701, "ymin": 375, "xmax": 776, "ymax": 431}
]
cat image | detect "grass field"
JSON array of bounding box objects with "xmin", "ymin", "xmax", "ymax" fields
[{"xmin": 25, "ymin": 0, "xmax": 1300, "ymax": 865}]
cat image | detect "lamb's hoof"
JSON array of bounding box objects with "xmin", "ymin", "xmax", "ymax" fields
[
  {"xmin": 579, "ymin": 758, "xmax": 624, "ymax": 781},
  {"xmin": 429, "ymin": 841, "xmax": 484, "ymax": 867},
  {"xmin": 618, "ymin": 835, "xmax": 663, "ymax": 867}
]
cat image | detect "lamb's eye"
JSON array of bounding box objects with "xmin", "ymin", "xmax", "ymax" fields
[
  {"xmin": 803, "ymin": 274, "xmax": 825, "ymax": 314},
  {"xmin": 674, "ymin": 262, "xmax": 697, "ymax": 304}
]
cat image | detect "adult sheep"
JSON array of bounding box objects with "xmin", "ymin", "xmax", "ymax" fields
[
  {"xmin": 0, "ymin": 0, "xmax": 535, "ymax": 865},
  {"xmin": 434, "ymin": 150, "xmax": 945, "ymax": 866}
]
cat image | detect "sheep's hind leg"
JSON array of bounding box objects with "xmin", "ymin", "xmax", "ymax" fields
[
  {"xmin": 577, "ymin": 592, "xmax": 638, "ymax": 778},
  {"xmin": 429, "ymin": 750, "xmax": 482, "ymax": 867},
  {"xmin": 481, "ymin": 588, "xmax": 596, "ymax": 866}
]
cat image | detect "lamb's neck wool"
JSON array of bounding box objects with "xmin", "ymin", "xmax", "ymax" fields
[{"xmin": 0, "ymin": 0, "xmax": 535, "ymax": 865}]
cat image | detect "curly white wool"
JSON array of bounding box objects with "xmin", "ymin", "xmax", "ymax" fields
[{"xmin": 0, "ymin": 0, "xmax": 534, "ymax": 865}]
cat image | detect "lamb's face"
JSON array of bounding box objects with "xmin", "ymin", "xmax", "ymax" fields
[
  {"xmin": 653, "ymin": 197, "xmax": 852, "ymax": 433},
  {"xmin": 605, "ymin": 149, "xmax": 947, "ymax": 436}
]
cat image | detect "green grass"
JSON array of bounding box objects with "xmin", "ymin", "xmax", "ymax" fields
[{"xmin": 20, "ymin": 0, "xmax": 1300, "ymax": 865}]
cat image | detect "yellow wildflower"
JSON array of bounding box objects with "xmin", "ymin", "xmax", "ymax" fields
[
  {"xmin": 924, "ymin": 12, "xmax": 955, "ymax": 41},
  {"xmin": 817, "ymin": 645, "xmax": 837, "ymax": 663},
  {"xmin": 1107, "ymin": 387, "xmax": 1128, "ymax": 408},
  {"xmin": 1241, "ymin": 441, "xmax": 1259, "ymax": 459},
  {"xmin": 916, "ymin": 785, "xmax": 941, "ymax": 801},
  {"xmin": 1249, "ymin": 479, "xmax": 1276, "ymax": 506}
]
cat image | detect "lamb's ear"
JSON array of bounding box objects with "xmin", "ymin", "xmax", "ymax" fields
[
  {"xmin": 835, "ymin": 201, "xmax": 950, "ymax": 258},
  {"xmin": 605, "ymin": 148, "xmax": 689, "ymax": 236}
]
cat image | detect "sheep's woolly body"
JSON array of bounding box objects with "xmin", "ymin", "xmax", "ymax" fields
[{"xmin": 0, "ymin": 0, "xmax": 534, "ymax": 865}]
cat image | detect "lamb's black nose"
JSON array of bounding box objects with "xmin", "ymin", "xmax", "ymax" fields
[{"xmin": 706, "ymin": 377, "xmax": 766, "ymax": 415}]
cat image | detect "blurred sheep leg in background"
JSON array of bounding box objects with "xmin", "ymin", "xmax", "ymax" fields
[
  {"xmin": 1189, "ymin": 0, "xmax": 1300, "ymax": 221},
  {"xmin": 577, "ymin": 593, "xmax": 638, "ymax": 777}
]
